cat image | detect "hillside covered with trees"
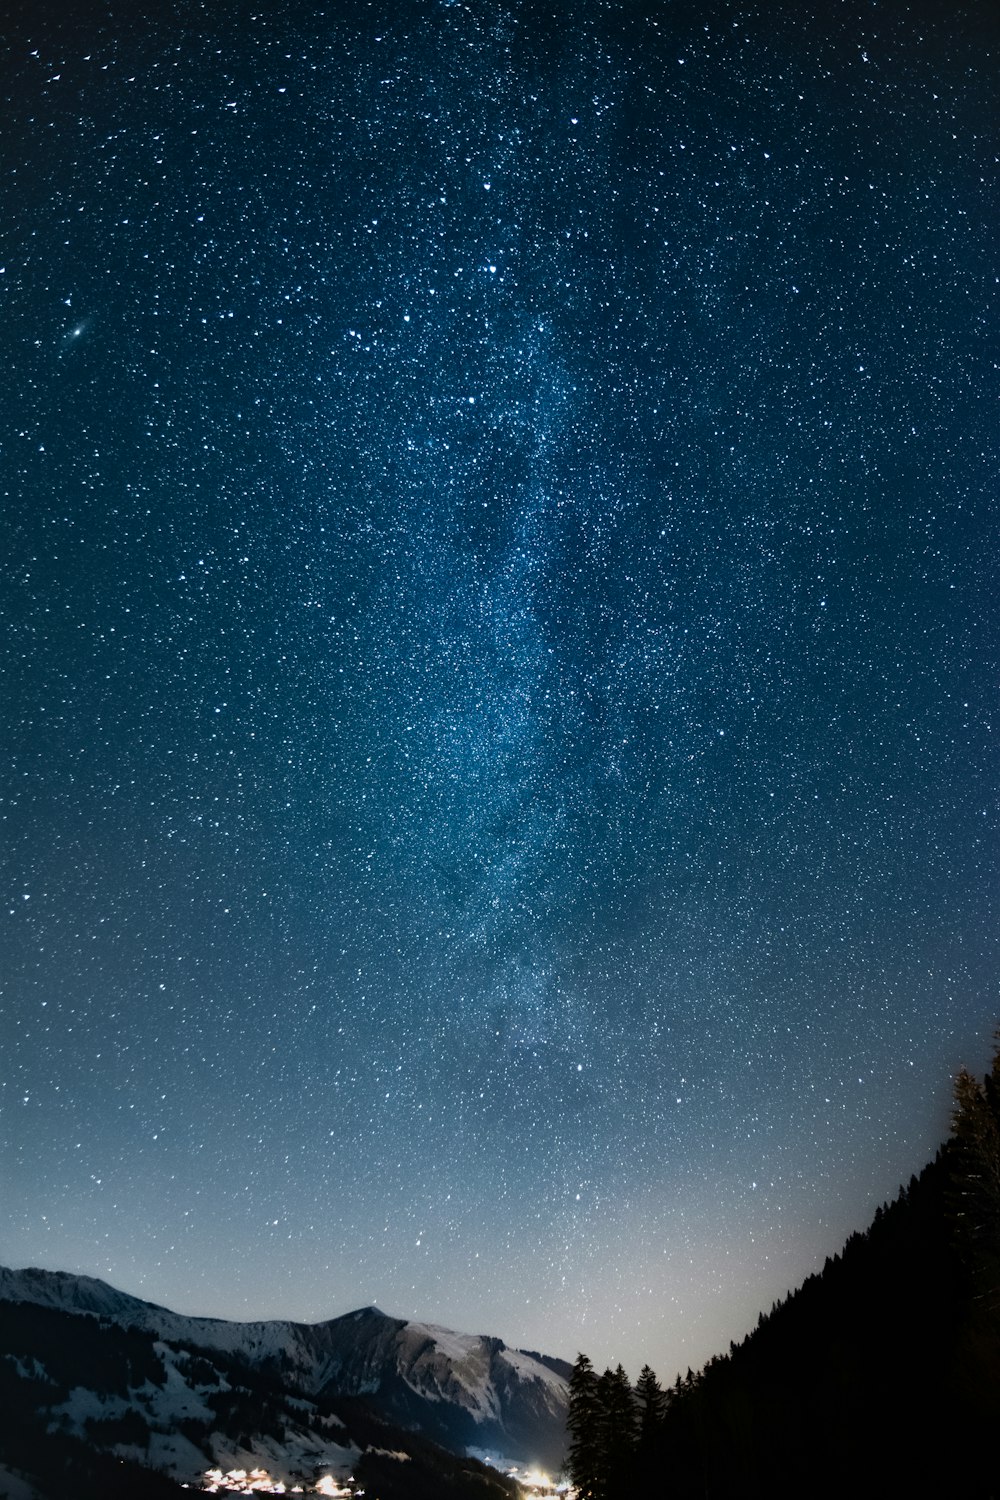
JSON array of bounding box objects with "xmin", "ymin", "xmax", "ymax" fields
[{"xmin": 566, "ymin": 1038, "xmax": 1000, "ymax": 1498}]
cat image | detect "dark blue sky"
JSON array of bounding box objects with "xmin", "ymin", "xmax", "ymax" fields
[{"xmin": 3, "ymin": 0, "xmax": 998, "ymax": 1377}]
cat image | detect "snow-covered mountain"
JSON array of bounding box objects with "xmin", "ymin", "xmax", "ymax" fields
[{"xmin": 0, "ymin": 1266, "xmax": 570, "ymax": 1476}]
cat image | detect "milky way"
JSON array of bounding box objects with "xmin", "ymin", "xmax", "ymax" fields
[{"xmin": 3, "ymin": 0, "xmax": 998, "ymax": 1376}]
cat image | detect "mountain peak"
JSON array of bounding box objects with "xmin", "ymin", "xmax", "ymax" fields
[{"xmin": 0, "ymin": 1264, "xmax": 569, "ymax": 1470}]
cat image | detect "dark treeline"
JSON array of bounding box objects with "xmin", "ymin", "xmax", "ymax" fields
[{"xmin": 567, "ymin": 1040, "xmax": 1000, "ymax": 1498}]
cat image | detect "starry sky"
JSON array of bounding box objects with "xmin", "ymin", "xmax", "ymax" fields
[{"xmin": 3, "ymin": 0, "xmax": 998, "ymax": 1380}]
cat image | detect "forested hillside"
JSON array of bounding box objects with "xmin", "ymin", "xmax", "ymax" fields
[{"xmin": 567, "ymin": 1040, "xmax": 1000, "ymax": 1498}]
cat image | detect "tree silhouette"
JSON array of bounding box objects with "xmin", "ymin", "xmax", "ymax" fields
[
  {"xmin": 566, "ymin": 1352, "xmax": 602, "ymax": 1500},
  {"xmin": 596, "ymin": 1364, "xmax": 636, "ymax": 1498},
  {"xmin": 633, "ymin": 1362, "xmax": 665, "ymax": 1487},
  {"xmin": 950, "ymin": 1032, "xmax": 1000, "ymax": 1302}
]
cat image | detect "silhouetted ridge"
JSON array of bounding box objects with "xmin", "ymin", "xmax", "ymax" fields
[{"xmin": 568, "ymin": 1038, "xmax": 1000, "ymax": 1499}]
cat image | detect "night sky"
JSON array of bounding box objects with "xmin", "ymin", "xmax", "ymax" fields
[{"xmin": 3, "ymin": 0, "xmax": 998, "ymax": 1380}]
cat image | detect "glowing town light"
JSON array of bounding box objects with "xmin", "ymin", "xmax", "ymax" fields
[{"xmin": 201, "ymin": 1468, "xmax": 301, "ymax": 1494}]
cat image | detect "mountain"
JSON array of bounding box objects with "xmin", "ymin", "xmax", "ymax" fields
[{"xmin": 0, "ymin": 1271, "xmax": 569, "ymax": 1498}]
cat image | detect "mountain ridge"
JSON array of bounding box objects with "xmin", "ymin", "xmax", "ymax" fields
[{"xmin": 0, "ymin": 1265, "xmax": 570, "ymax": 1481}]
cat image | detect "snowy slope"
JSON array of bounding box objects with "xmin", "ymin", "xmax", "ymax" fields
[{"xmin": 0, "ymin": 1267, "xmax": 570, "ymax": 1469}]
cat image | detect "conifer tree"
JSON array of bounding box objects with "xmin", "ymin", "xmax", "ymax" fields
[
  {"xmin": 950, "ymin": 1034, "xmax": 1000, "ymax": 1298},
  {"xmin": 631, "ymin": 1363, "xmax": 664, "ymax": 1493},
  {"xmin": 566, "ymin": 1352, "xmax": 602, "ymax": 1500},
  {"xmin": 634, "ymin": 1363, "xmax": 665, "ymax": 1445},
  {"xmin": 597, "ymin": 1364, "xmax": 637, "ymax": 1499}
]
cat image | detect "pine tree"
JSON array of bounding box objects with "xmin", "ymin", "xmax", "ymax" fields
[
  {"xmin": 950, "ymin": 1035, "xmax": 1000, "ymax": 1299},
  {"xmin": 634, "ymin": 1363, "xmax": 665, "ymax": 1446},
  {"xmin": 631, "ymin": 1363, "xmax": 664, "ymax": 1492},
  {"xmin": 597, "ymin": 1364, "xmax": 637, "ymax": 1499},
  {"xmin": 566, "ymin": 1352, "xmax": 602, "ymax": 1500}
]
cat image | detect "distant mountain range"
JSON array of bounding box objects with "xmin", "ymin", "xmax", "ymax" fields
[{"xmin": 0, "ymin": 1268, "xmax": 570, "ymax": 1499}]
